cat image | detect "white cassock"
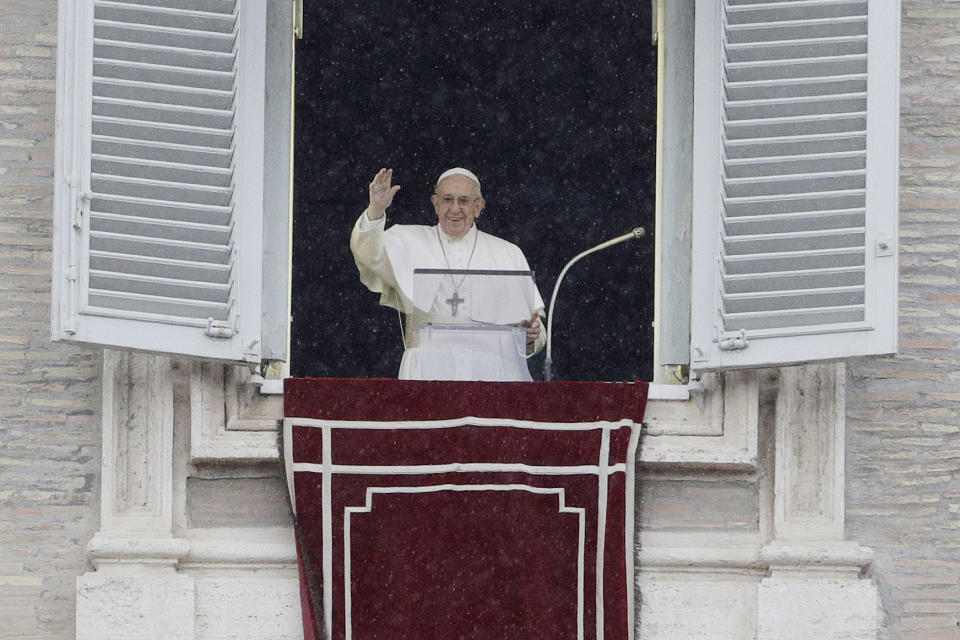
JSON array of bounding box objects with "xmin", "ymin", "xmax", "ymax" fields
[{"xmin": 350, "ymin": 209, "xmax": 546, "ymax": 381}]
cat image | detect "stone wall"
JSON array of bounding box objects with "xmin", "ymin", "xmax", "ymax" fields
[
  {"xmin": 845, "ymin": 1, "xmax": 960, "ymax": 639},
  {"xmin": 0, "ymin": 1, "xmax": 102, "ymax": 638}
]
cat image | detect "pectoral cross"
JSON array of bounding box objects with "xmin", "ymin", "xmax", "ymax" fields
[{"xmin": 445, "ymin": 291, "xmax": 465, "ymax": 316}]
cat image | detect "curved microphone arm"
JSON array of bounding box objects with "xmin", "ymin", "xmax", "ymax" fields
[{"xmin": 544, "ymin": 227, "xmax": 646, "ymax": 382}]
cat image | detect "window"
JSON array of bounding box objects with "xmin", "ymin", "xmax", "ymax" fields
[
  {"xmin": 290, "ymin": 0, "xmax": 657, "ymax": 381},
  {"xmin": 52, "ymin": 0, "xmax": 900, "ymax": 375}
]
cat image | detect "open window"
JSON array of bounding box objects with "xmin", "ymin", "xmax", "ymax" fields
[{"xmin": 52, "ymin": 0, "xmax": 899, "ymax": 376}]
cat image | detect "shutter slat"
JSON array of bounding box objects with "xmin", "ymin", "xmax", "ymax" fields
[
  {"xmin": 722, "ymin": 306, "xmax": 864, "ymax": 331},
  {"xmin": 90, "ymin": 230, "xmax": 232, "ymax": 264},
  {"xmin": 726, "ymin": 18, "xmax": 866, "ymax": 45},
  {"xmin": 91, "ymin": 174, "xmax": 232, "ymax": 206},
  {"xmin": 723, "ymin": 247, "xmax": 865, "ymax": 275},
  {"xmin": 726, "ymin": 94, "xmax": 867, "ymax": 120},
  {"xmin": 92, "ymin": 116, "xmax": 233, "ymax": 148},
  {"xmin": 90, "ymin": 270, "xmax": 231, "ymax": 303},
  {"xmin": 726, "ymin": 75, "xmax": 866, "ymax": 100},
  {"xmin": 724, "ymin": 171, "xmax": 865, "ymax": 198},
  {"xmin": 93, "ymin": 39, "xmax": 235, "ymax": 72},
  {"xmin": 725, "ymin": 132, "xmax": 866, "ymax": 159},
  {"xmin": 90, "ymin": 212, "xmax": 231, "ymax": 245},
  {"xmin": 726, "ymin": 1, "xmax": 868, "ymax": 25},
  {"xmin": 95, "ymin": 3, "xmax": 236, "ymax": 34},
  {"xmin": 88, "ymin": 290, "xmax": 232, "ymax": 320},
  {"xmin": 92, "ymin": 136, "xmax": 233, "ymax": 168},
  {"xmin": 92, "ymin": 155, "xmax": 232, "ymax": 187},
  {"xmin": 726, "ymin": 35, "xmax": 867, "ymax": 62},
  {"xmin": 723, "ymin": 266, "xmax": 865, "ymax": 294},
  {"xmin": 89, "ymin": 251, "xmax": 231, "ymax": 283},
  {"xmin": 94, "ymin": 79, "xmax": 234, "ymax": 110},
  {"xmin": 726, "ymin": 55, "xmax": 866, "ymax": 82},
  {"xmin": 90, "ymin": 195, "xmax": 232, "ymax": 226},
  {"xmin": 725, "ymin": 113, "xmax": 865, "ymax": 140},
  {"xmin": 724, "ymin": 208, "xmax": 865, "ymax": 235},
  {"xmin": 723, "ymin": 286, "xmax": 864, "ymax": 314},
  {"xmin": 725, "ymin": 151, "xmax": 865, "ymax": 178},
  {"xmin": 724, "ymin": 227, "xmax": 865, "ymax": 255},
  {"xmin": 93, "ymin": 60, "xmax": 235, "ymax": 91},
  {"xmin": 724, "ymin": 189, "xmax": 865, "ymax": 216},
  {"xmin": 93, "ymin": 97, "xmax": 234, "ymax": 130},
  {"xmin": 94, "ymin": 22, "xmax": 235, "ymax": 53},
  {"xmin": 110, "ymin": 0, "xmax": 237, "ymax": 12}
]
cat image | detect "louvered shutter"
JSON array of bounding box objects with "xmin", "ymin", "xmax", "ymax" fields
[
  {"xmin": 690, "ymin": 0, "xmax": 899, "ymax": 370},
  {"xmin": 53, "ymin": 0, "xmax": 271, "ymax": 362}
]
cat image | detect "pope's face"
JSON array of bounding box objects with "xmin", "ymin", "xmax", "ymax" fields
[{"xmin": 431, "ymin": 174, "xmax": 485, "ymax": 238}]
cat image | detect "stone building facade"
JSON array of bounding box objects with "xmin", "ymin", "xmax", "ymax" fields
[{"xmin": 0, "ymin": 1, "xmax": 958, "ymax": 639}]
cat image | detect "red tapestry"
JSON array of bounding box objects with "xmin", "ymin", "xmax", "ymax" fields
[{"xmin": 284, "ymin": 378, "xmax": 648, "ymax": 640}]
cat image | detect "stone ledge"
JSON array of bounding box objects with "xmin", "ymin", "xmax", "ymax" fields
[{"xmin": 88, "ymin": 533, "xmax": 190, "ymax": 570}]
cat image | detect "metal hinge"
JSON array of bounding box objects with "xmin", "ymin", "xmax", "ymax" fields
[
  {"xmin": 205, "ymin": 317, "xmax": 235, "ymax": 339},
  {"xmin": 718, "ymin": 329, "xmax": 749, "ymax": 351},
  {"xmin": 74, "ymin": 190, "xmax": 90, "ymax": 230},
  {"xmin": 876, "ymin": 233, "xmax": 895, "ymax": 257}
]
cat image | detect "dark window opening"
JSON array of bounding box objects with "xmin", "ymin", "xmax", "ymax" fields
[{"xmin": 292, "ymin": 0, "xmax": 657, "ymax": 381}]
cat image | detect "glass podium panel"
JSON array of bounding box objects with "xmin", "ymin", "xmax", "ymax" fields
[{"xmin": 404, "ymin": 269, "xmax": 539, "ymax": 381}]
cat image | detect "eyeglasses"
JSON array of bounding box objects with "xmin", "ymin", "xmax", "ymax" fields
[{"xmin": 436, "ymin": 194, "xmax": 480, "ymax": 209}]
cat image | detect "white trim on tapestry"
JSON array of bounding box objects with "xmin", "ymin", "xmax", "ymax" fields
[
  {"xmin": 343, "ymin": 485, "xmax": 586, "ymax": 640},
  {"xmin": 624, "ymin": 425, "xmax": 640, "ymax": 640},
  {"xmin": 322, "ymin": 426, "xmax": 333, "ymax": 637},
  {"xmin": 265, "ymin": 382, "xmax": 674, "ymax": 400},
  {"xmin": 285, "ymin": 416, "xmax": 636, "ymax": 431},
  {"xmin": 292, "ymin": 462, "xmax": 629, "ymax": 476},
  {"xmin": 595, "ymin": 428, "xmax": 610, "ymax": 640},
  {"xmin": 282, "ymin": 418, "xmax": 296, "ymax": 510}
]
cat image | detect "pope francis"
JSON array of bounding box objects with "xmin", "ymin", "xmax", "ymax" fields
[{"xmin": 350, "ymin": 167, "xmax": 546, "ymax": 381}]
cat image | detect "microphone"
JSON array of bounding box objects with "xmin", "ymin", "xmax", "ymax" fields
[{"xmin": 544, "ymin": 227, "xmax": 645, "ymax": 382}]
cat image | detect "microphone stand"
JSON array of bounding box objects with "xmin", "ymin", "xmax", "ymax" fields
[{"xmin": 544, "ymin": 227, "xmax": 646, "ymax": 382}]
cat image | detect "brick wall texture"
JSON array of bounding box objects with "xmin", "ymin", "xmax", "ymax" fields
[
  {"xmin": 846, "ymin": 1, "xmax": 960, "ymax": 639},
  {"xmin": 0, "ymin": 0, "xmax": 957, "ymax": 639},
  {"xmin": 0, "ymin": 1, "xmax": 102, "ymax": 638}
]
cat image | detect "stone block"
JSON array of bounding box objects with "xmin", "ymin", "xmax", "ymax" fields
[
  {"xmin": 757, "ymin": 577, "xmax": 877, "ymax": 640},
  {"xmin": 76, "ymin": 572, "xmax": 195, "ymax": 640},
  {"xmin": 638, "ymin": 575, "xmax": 758, "ymax": 640},
  {"xmin": 194, "ymin": 576, "xmax": 303, "ymax": 640}
]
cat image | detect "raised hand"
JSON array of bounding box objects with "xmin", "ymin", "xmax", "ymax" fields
[{"xmin": 368, "ymin": 168, "xmax": 401, "ymax": 219}]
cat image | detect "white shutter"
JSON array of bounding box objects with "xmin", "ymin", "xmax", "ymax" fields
[
  {"xmin": 53, "ymin": 0, "xmax": 268, "ymax": 362},
  {"xmin": 690, "ymin": 0, "xmax": 899, "ymax": 370}
]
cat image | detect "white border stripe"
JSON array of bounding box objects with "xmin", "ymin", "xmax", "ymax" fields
[
  {"xmin": 322, "ymin": 426, "xmax": 333, "ymax": 638},
  {"xmin": 343, "ymin": 485, "xmax": 586, "ymax": 640},
  {"xmin": 285, "ymin": 416, "xmax": 635, "ymax": 431},
  {"xmin": 624, "ymin": 426, "xmax": 641, "ymax": 640},
  {"xmin": 292, "ymin": 462, "xmax": 628, "ymax": 476},
  {"xmin": 595, "ymin": 429, "xmax": 610, "ymax": 640},
  {"xmin": 283, "ymin": 417, "xmax": 296, "ymax": 512}
]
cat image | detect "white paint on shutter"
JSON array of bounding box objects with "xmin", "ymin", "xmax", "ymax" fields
[
  {"xmin": 690, "ymin": 0, "xmax": 899, "ymax": 370},
  {"xmin": 53, "ymin": 0, "xmax": 268, "ymax": 362}
]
